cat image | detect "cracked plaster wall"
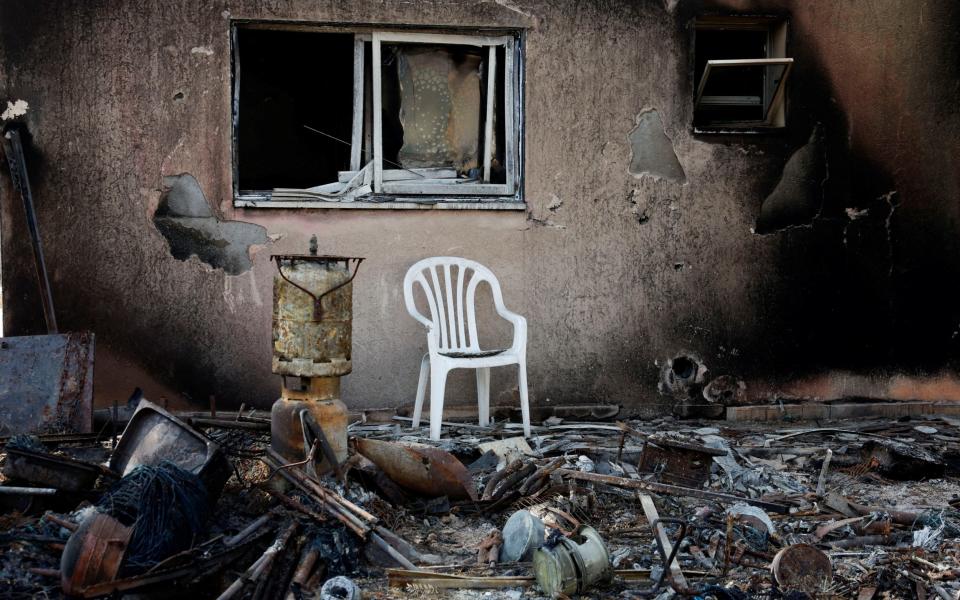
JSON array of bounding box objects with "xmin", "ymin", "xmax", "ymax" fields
[{"xmin": 1, "ymin": 0, "xmax": 958, "ymax": 411}]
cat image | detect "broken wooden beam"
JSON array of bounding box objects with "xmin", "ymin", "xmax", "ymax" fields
[
  {"xmin": 386, "ymin": 569, "xmax": 533, "ymax": 589},
  {"xmin": 638, "ymin": 494, "xmax": 687, "ymax": 591}
]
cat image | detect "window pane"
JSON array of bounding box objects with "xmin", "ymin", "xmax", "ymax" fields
[{"xmin": 236, "ymin": 29, "xmax": 354, "ymax": 190}]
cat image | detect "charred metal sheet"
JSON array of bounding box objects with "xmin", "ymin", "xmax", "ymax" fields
[
  {"xmin": 3, "ymin": 446, "xmax": 102, "ymax": 492},
  {"xmin": 396, "ymin": 47, "xmax": 482, "ymax": 172},
  {"xmin": 355, "ymin": 437, "xmax": 478, "ymax": 501},
  {"xmin": 0, "ymin": 332, "xmax": 94, "ymax": 434},
  {"xmin": 110, "ymin": 400, "xmax": 230, "ymax": 500},
  {"xmin": 638, "ymin": 436, "xmax": 727, "ymax": 488}
]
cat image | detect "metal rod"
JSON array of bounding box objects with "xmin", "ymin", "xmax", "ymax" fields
[
  {"xmin": 302, "ymin": 124, "xmax": 426, "ymax": 178},
  {"xmin": 2, "ymin": 127, "xmax": 57, "ymax": 333},
  {"xmin": 224, "ymin": 513, "xmax": 273, "ymax": 547},
  {"xmin": 0, "ymin": 486, "xmax": 57, "ymax": 496},
  {"xmin": 556, "ymin": 469, "xmax": 791, "ymax": 514},
  {"xmin": 370, "ymin": 531, "xmax": 419, "ymax": 570}
]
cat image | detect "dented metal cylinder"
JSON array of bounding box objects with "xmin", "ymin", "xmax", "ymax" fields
[{"xmin": 272, "ymin": 254, "xmax": 362, "ymax": 377}]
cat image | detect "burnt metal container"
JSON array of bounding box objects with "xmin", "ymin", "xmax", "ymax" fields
[
  {"xmin": 272, "ymin": 255, "xmax": 363, "ymax": 378},
  {"xmin": 3, "ymin": 447, "xmax": 102, "ymax": 492}
]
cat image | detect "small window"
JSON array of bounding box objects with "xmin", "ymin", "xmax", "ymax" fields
[
  {"xmin": 693, "ymin": 17, "xmax": 792, "ymax": 131},
  {"xmin": 232, "ymin": 25, "xmax": 521, "ymax": 206}
]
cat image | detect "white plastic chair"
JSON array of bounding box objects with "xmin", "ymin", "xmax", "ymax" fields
[{"xmin": 404, "ymin": 257, "xmax": 530, "ymax": 441}]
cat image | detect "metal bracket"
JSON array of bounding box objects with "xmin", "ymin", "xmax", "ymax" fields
[{"xmin": 273, "ymin": 256, "xmax": 364, "ymax": 321}]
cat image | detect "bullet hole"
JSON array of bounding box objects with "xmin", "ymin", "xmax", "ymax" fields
[
  {"xmin": 671, "ymin": 356, "xmax": 696, "ymax": 380},
  {"xmin": 173, "ymin": 91, "xmax": 185, "ymax": 101},
  {"xmin": 673, "ymin": 262, "xmax": 685, "ymax": 271},
  {"xmin": 659, "ymin": 353, "xmax": 707, "ymax": 396}
]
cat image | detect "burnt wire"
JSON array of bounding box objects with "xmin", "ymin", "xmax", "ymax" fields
[{"xmin": 96, "ymin": 461, "xmax": 209, "ymax": 571}]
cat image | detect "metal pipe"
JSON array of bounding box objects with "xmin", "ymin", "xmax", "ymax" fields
[{"xmin": 2, "ymin": 126, "xmax": 57, "ymax": 332}]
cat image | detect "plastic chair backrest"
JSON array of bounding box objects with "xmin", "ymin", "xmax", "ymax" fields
[{"xmin": 403, "ymin": 257, "xmax": 506, "ymax": 353}]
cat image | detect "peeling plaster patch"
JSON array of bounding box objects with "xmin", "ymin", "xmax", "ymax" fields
[
  {"xmin": 547, "ymin": 194, "xmax": 563, "ymax": 211},
  {"xmin": 1, "ymin": 99, "xmax": 29, "ymax": 120},
  {"xmin": 628, "ymin": 110, "xmax": 686, "ymax": 183},
  {"xmin": 755, "ymin": 126, "xmax": 826, "ymax": 234},
  {"xmin": 153, "ymin": 174, "xmax": 268, "ymax": 275},
  {"xmin": 190, "ymin": 46, "xmax": 214, "ymax": 56}
]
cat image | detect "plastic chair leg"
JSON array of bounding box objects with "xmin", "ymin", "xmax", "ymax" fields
[
  {"xmin": 518, "ymin": 360, "xmax": 531, "ymax": 437},
  {"xmin": 412, "ymin": 353, "xmax": 430, "ymax": 428},
  {"xmin": 476, "ymin": 367, "xmax": 491, "ymax": 426},
  {"xmin": 429, "ymin": 361, "xmax": 449, "ymax": 441}
]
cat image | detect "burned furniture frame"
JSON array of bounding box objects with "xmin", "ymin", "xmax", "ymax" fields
[{"xmin": 231, "ymin": 23, "xmax": 523, "ymax": 208}]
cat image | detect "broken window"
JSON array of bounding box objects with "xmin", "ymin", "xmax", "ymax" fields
[
  {"xmin": 693, "ymin": 17, "xmax": 792, "ymax": 131},
  {"xmin": 232, "ymin": 25, "xmax": 521, "ymax": 206}
]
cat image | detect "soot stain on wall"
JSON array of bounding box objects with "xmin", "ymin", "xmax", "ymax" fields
[
  {"xmin": 755, "ymin": 126, "xmax": 826, "ymax": 233},
  {"xmin": 153, "ymin": 174, "xmax": 267, "ymax": 275}
]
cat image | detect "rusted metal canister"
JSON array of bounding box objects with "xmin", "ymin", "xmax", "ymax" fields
[
  {"xmin": 533, "ymin": 526, "xmax": 612, "ymax": 596},
  {"xmin": 270, "ymin": 250, "xmax": 363, "ymax": 467},
  {"xmin": 272, "ymin": 254, "xmax": 361, "ymax": 378}
]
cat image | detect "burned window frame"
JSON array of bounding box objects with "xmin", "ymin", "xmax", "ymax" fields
[
  {"xmin": 692, "ymin": 16, "xmax": 792, "ymax": 133},
  {"xmin": 230, "ymin": 23, "xmax": 524, "ymax": 209}
]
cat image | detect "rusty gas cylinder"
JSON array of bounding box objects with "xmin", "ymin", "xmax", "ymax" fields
[
  {"xmin": 270, "ymin": 243, "xmax": 363, "ymax": 467},
  {"xmin": 271, "ymin": 253, "xmax": 362, "ymax": 378}
]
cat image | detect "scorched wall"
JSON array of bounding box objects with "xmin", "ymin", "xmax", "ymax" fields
[{"xmin": 1, "ymin": 0, "xmax": 959, "ymax": 412}]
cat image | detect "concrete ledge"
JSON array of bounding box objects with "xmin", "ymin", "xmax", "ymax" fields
[
  {"xmin": 234, "ymin": 198, "xmax": 527, "ymax": 210},
  {"xmin": 727, "ymin": 401, "xmax": 960, "ymax": 421}
]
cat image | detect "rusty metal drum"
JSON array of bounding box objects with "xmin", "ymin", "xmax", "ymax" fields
[{"xmin": 271, "ymin": 254, "xmax": 363, "ymax": 378}]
